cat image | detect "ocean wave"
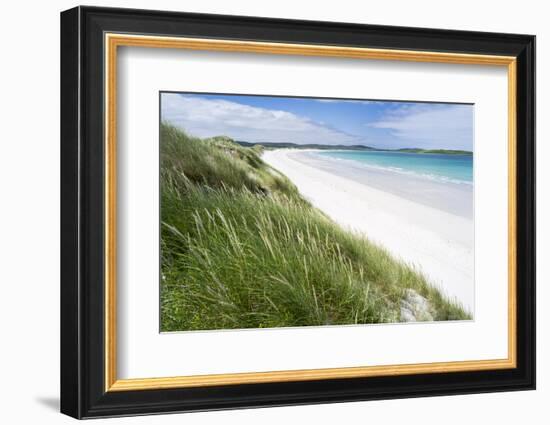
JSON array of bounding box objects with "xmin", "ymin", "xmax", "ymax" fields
[{"xmin": 313, "ymin": 152, "xmax": 473, "ymax": 186}]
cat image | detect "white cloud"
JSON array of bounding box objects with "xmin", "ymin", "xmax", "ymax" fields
[
  {"xmin": 161, "ymin": 93, "xmax": 359, "ymax": 145},
  {"xmin": 368, "ymin": 104, "xmax": 473, "ymax": 150}
]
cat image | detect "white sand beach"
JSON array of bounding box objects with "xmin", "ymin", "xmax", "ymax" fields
[{"xmin": 262, "ymin": 149, "xmax": 474, "ymax": 313}]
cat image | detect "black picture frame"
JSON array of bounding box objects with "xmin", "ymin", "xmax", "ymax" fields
[{"xmin": 60, "ymin": 5, "xmax": 535, "ymax": 419}]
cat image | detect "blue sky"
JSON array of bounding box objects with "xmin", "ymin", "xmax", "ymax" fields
[{"xmin": 161, "ymin": 92, "xmax": 473, "ymax": 150}]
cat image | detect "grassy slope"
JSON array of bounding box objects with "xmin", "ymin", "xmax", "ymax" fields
[
  {"xmin": 396, "ymin": 148, "xmax": 473, "ymax": 155},
  {"xmin": 160, "ymin": 123, "xmax": 470, "ymax": 331}
]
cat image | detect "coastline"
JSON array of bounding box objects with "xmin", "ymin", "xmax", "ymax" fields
[
  {"xmin": 292, "ymin": 150, "xmax": 473, "ymax": 219},
  {"xmin": 262, "ymin": 148, "xmax": 474, "ymax": 312}
]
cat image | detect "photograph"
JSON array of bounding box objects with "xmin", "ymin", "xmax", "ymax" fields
[
  {"xmin": 159, "ymin": 92, "xmax": 474, "ymax": 332},
  {"xmin": 58, "ymin": 5, "xmax": 536, "ymax": 419}
]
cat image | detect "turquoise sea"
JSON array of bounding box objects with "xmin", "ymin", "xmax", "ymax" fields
[{"xmin": 316, "ymin": 150, "xmax": 473, "ymax": 185}]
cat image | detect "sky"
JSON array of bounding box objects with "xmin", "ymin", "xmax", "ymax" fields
[{"xmin": 161, "ymin": 92, "xmax": 474, "ymax": 150}]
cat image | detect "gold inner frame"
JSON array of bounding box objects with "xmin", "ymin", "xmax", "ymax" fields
[{"xmin": 104, "ymin": 33, "xmax": 518, "ymax": 392}]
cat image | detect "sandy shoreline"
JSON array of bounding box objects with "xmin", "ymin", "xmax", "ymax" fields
[{"xmin": 262, "ymin": 149, "xmax": 474, "ymax": 312}]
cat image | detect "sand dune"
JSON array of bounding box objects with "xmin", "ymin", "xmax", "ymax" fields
[{"xmin": 262, "ymin": 149, "xmax": 474, "ymax": 313}]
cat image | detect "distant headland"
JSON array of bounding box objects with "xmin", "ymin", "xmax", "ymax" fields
[{"xmin": 235, "ymin": 141, "xmax": 472, "ymax": 155}]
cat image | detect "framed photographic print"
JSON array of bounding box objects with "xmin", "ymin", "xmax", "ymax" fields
[{"xmin": 60, "ymin": 6, "xmax": 536, "ymax": 419}]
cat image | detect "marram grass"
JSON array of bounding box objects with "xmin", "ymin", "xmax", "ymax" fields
[{"xmin": 160, "ymin": 123, "xmax": 470, "ymax": 331}]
